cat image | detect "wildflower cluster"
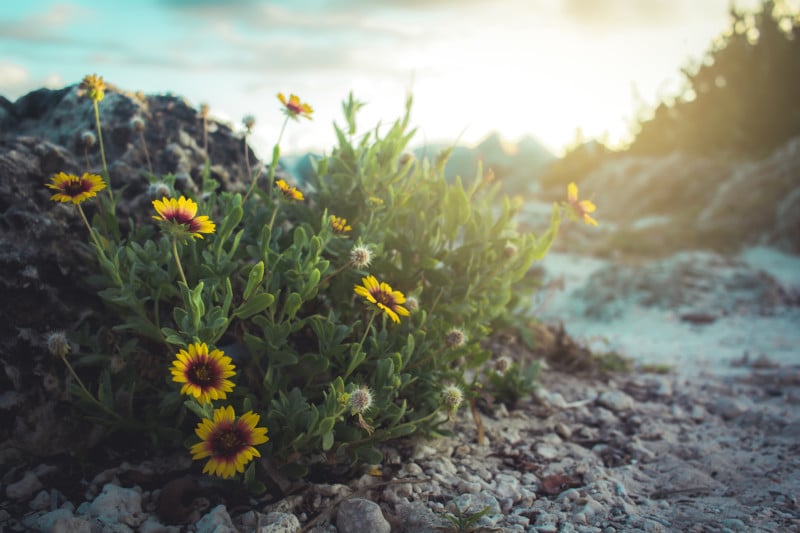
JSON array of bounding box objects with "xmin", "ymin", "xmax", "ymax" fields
[{"xmin": 45, "ymin": 77, "xmax": 596, "ymax": 485}]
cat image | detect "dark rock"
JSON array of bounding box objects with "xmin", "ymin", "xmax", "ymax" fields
[{"xmin": 0, "ymin": 83, "xmax": 266, "ymax": 459}]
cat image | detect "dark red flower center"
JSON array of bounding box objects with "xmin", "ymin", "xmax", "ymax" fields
[
  {"xmin": 63, "ymin": 179, "xmax": 92, "ymax": 196},
  {"xmin": 211, "ymin": 423, "xmax": 248, "ymax": 457},
  {"xmin": 287, "ymin": 102, "xmax": 303, "ymax": 114},
  {"xmin": 372, "ymin": 290, "xmax": 394, "ymax": 308},
  {"xmin": 188, "ymin": 361, "xmax": 216, "ymax": 386}
]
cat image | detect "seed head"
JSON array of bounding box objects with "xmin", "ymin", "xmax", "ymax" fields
[
  {"xmin": 81, "ymin": 131, "xmax": 97, "ymax": 147},
  {"xmin": 42, "ymin": 373, "xmax": 60, "ymax": 393},
  {"xmin": 242, "ymin": 115, "xmax": 256, "ymax": 133},
  {"xmin": 349, "ymin": 387, "xmax": 374, "ymax": 415},
  {"xmin": 349, "ymin": 243, "xmax": 373, "ymax": 269},
  {"xmin": 46, "ymin": 331, "xmax": 71, "ymax": 359},
  {"xmin": 442, "ymin": 385, "xmax": 464, "ymax": 411},
  {"xmin": 130, "ymin": 116, "xmax": 146, "ymax": 132},
  {"xmin": 493, "ymin": 355, "xmax": 512, "ymax": 376},
  {"xmin": 445, "ymin": 327, "xmax": 467, "ymax": 349},
  {"xmin": 405, "ymin": 296, "xmax": 419, "ymax": 313},
  {"xmin": 148, "ymin": 181, "xmax": 172, "ymax": 199}
]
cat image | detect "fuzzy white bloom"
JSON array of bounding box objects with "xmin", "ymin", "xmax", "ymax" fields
[
  {"xmin": 349, "ymin": 243, "xmax": 373, "ymax": 269},
  {"xmin": 46, "ymin": 331, "xmax": 70, "ymax": 358},
  {"xmin": 445, "ymin": 327, "xmax": 467, "ymax": 349},
  {"xmin": 349, "ymin": 387, "xmax": 374, "ymax": 415}
]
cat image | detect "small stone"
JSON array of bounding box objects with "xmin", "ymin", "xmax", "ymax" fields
[
  {"xmin": 555, "ymin": 422, "xmax": 572, "ymax": 440},
  {"xmin": 29, "ymin": 490, "xmax": 51, "ymax": 511},
  {"xmin": 720, "ymin": 518, "xmax": 747, "ymax": 531},
  {"xmin": 690, "ymin": 405, "xmax": 706, "ymax": 422},
  {"xmin": 259, "ymin": 511, "xmax": 301, "ymax": 533},
  {"xmin": 6, "ymin": 471, "xmax": 44, "ymax": 500},
  {"xmin": 87, "ymin": 484, "xmax": 144, "ymax": 528},
  {"xmin": 195, "ymin": 505, "xmax": 237, "ymax": 533},
  {"xmin": 495, "ymin": 473, "xmax": 522, "ymax": 503},
  {"xmin": 597, "ymin": 391, "xmax": 635, "ymax": 412},
  {"xmin": 336, "ymin": 498, "xmax": 390, "ymax": 533},
  {"xmin": 535, "ymin": 442, "xmax": 561, "ymax": 460},
  {"xmin": 709, "ymin": 397, "xmax": 750, "ymax": 420}
]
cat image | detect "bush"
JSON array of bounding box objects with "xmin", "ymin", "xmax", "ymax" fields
[{"xmin": 48, "ymin": 79, "xmax": 571, "ymax": 487}]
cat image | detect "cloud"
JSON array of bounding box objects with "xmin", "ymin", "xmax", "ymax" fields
[
  {"xmin": 561, "ymin": 0, "xmax": 684, "ymax": 28},
  {"xmin": 0, "ymin": 3, "xmax": 92, "ymax": 44},
  {"xmin": 0, "ymin": 62, "xmax": 62, "ymax": 99}
]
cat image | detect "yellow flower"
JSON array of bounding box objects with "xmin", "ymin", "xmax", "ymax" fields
[
  {"xmin": 277, "ymin": 93, "xmax": 313, "ymax": 120},
  {"xmin": 567, "ymin": 182, "xmax": 598, "ymax": 227},
  {"xmin": 152, "ymin": 196, "xmax": 216, "ymax": 239},
  {"xmin": 170, "ymin": 342, "xmax": 236, "ymax": 404},
  {"xmin": 46, "ymin": 172, "xmax": 106, "ymax": 204},
  {"xmin": 330, "ymin": 215, "xmax": 352, "ymax": 234},
  {"xmin": 190, "ymin": 406, "xmax": 269, "ymax": 479},
  {"xmin": 274, "ymin": 179, "xmax": 304, "ymax": 201},
  {"xmin": 80, "ymin": 74, "xmax": 106, "ymax": 102},
  {"xmin": 354, "ymin": 275, "xmax": 409, "ymax": 324}
]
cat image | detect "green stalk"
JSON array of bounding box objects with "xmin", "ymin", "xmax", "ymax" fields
[{"xmin": 172, "ymin": 237, "xmax": 188, "ymax": 286}]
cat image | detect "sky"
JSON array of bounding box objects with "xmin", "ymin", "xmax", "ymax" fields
[{"xmin": 0, "ymin": 0, "xmax": 772, "ymax": 157}]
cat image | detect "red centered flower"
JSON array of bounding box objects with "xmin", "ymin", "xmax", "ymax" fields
[
  {"xmin": 46, "ymin": 172, "xmax": 106, "ymax": 204},
  {"xmin": 567, "ymin": 182, "xmax": 598, "ymax": 227},
  {"xmin": 152, "ymin": 196, "xmax": 216, "ymax": 239},
  {"xmin": 354, "ymin": 275, "xmax": 410, "ymax": 323},
  {"xmin": 277, "ymin": 93, "xmax": 313, "ymax": 120},
  {"xmin": 170, "ymin": 342, "xmax": 236, "ymax": 404},
  {"xmin": 190, "ymin": 406, "xmax": 269, "ymax": 479}
]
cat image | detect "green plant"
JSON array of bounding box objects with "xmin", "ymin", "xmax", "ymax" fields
[
  {"xmin": 436, "ymin": 502, "xmax": 497, "ymax": 532},
  {"xmin": 47, "ymin": 81, "xmax": 590, "ymax": 484}
]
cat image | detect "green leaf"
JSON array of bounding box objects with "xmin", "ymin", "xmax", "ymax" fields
[
  {"xmin": 282, "ymin": 292, "xmax": 303, "ymax": 321},
  {"xmin": 321, "ymin": 431, "xmax": 334, "ymax": 451},
  {"xmin": 243, "ymin": 261, "xmax": 265, "ymax": 301},
  {"xmin": 317, "ymin": 417, "xmax": 336, "ymax": 435},
  {"xmin": 234, "ymin": 293, "xmax": 275, "ymax": 319},
  {"xmin": 355, "ymin": 446, "xmax": 383, "ymax": 464}
]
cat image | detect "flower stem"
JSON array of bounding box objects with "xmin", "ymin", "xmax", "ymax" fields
[
  {"xmin": 356, "ymin": 311, "xmax": 377, "ymax": 355},
  {"xmin": 60, "ymin": 355, "xmax": 123, "ymax": 422},
  {"xmin": 139, "ymin": 131, "xmax": 153, "ymax": 174},
  {"xmin": 244, "ymin": 116, "xmax": 289, "ymax": 203},
  {"xmin": 93, "ymin": 100, "xmax": 113, "ymax": 204},
  {"xmin": 77, "ymin": 204, "xmax": 122, "ymax": 286},
  {"xmin": 172, "ymin": 237, "xmax": 188, "ymax": 286}
]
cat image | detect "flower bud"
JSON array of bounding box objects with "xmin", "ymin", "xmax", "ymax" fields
[
  {"xmin": 109, "ymin": 355, "xmax": 126, "ymax": 374},
  {"xmin": 199, "ymin": 102, "xmax": 210, "ymax": 118},
  {"xmin": 503, "ymin": 242, "xmax": 518, "ymax": 258}
]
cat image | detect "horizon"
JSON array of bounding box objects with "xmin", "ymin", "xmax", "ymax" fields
[{"xmin": 0, "ymin": 0, "xmax": 776, "ymax": 158}]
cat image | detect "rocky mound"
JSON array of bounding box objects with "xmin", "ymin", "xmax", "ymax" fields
[{"xmin": 0, "ymin": 84, "xmax": 266, "ymax": 456}]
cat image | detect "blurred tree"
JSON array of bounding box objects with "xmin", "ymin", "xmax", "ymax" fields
[{"xmin": 629, "ymin": 0, "xmax": 800, "ymax": 157}]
